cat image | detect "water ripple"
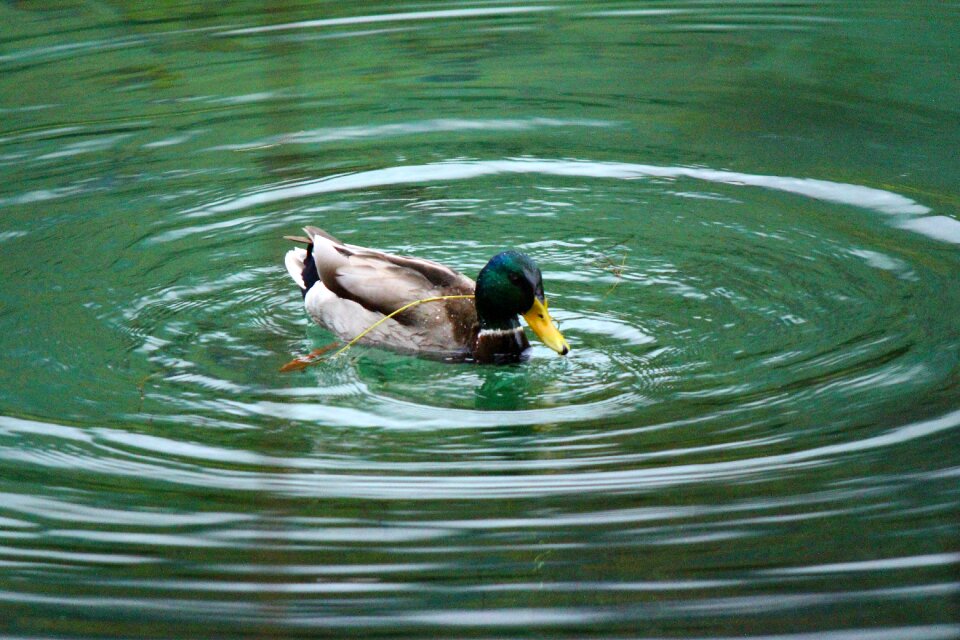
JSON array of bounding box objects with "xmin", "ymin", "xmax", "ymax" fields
[
  {"xmin": 3, "ymin": 408, "xmax": 958, "ymax": 499},
  {"xmin": 2, "ymin": 1, "xmax": 959, "ymax": 636},
  {"xmin": 169, "ymin": 159, "xmax": 950, "ymax": 247},
  {"xmin": 218, "ymin": 6, "xmax": 558, "ymax": 36}
]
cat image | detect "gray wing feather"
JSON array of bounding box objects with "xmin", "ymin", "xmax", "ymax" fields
[{"xmin": 294, "ymin": 226, "xmax": 477, "ymax": 353}]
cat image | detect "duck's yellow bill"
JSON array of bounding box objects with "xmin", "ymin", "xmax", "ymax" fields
[{"xmin": 522, "ymin": 298, "xmax": 570, "ymax": 355}]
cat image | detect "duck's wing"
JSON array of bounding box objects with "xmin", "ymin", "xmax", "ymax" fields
[
  {"xmin": 285, "ymin": 227, "xmax": 478, "ymax": 352},
  {"xmin": 302, "ymin": 226, "xmax": 475, "ymax": 316}
]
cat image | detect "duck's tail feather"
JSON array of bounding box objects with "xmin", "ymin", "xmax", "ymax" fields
[
  {"xmin": 303, "ymin": 226, "xmax": 342, "ymax": 245},
  {"xmin": 286, "ymin": 228, "xmax": 330, "ymax": 298},
  {"xmin": 300, "ymin": 241, "xmax": 320, "ymax": 296},
  {"xmin": 284, "ymin": 248, "xmax": 308, "ymax": 293}
]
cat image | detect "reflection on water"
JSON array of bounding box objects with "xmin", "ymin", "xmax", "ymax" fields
[{"xmin": 1, "ymin": 1, "xmax": 959, "ymax": 638}]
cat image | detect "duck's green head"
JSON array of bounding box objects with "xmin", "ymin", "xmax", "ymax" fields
[{"xmin": 475, "ymin": 251, "xmax": 570, "ymax": 355}]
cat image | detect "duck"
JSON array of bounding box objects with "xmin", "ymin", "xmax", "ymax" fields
[{"xmin": 284, "ymin": 226, "xmax": 570, "ymax": 363}]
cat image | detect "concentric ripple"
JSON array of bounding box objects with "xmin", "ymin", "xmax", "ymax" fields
[
  {"xmin": 2, "ymin": 1, "xmax": 959, "ymax": 637},
  {"xmin": 99, "ymin": 156, "xmax": 960, "ymax": 496}
]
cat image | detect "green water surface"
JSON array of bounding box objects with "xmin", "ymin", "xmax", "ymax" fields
[{"xmin": 1, "ymin": 2, "xmax": 959, "ymax": 638}]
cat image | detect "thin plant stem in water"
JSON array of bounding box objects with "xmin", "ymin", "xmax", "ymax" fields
[{"xmin": 280, "ymin": 294, "xmax": 476, "ymax": 371}]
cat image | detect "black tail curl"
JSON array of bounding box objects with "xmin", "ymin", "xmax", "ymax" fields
[{"xmin": 301, "ymin": 241, "xmax": 320, "ymax": 299}]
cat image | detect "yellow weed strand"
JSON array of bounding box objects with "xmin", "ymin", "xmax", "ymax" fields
[{"xmin": 331, "ymin": 294, "xmax": 475, "ymax": 359}]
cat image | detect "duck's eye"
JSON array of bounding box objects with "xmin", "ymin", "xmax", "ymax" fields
[{"xmin": 508, "ymin": 272, "xmax": 522, "ymax": 285}]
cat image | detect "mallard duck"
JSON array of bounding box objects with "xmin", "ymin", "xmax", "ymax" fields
[{"xmin": 284, "ymin": 226, "xmax": 569, "ymax": 363}]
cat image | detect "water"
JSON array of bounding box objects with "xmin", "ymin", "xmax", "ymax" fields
[{"xmin": 1, "ymin": 1, "xmax": 959, "ymax": 637}]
